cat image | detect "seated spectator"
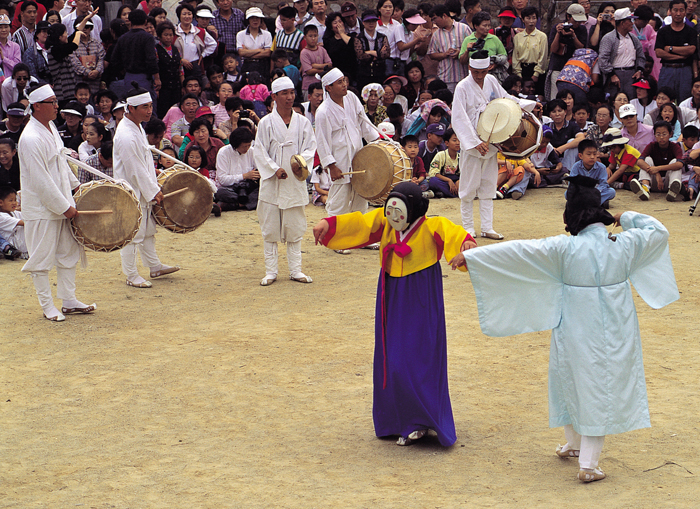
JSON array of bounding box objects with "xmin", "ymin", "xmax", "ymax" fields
[
  {"xmin": 0, "ymin": 139, "xmax": 20, "ymax": 191},
  {"xmin": 211, "ymin": 81, "xmax": 235, "ymax": 130},
  {"xmin": 386, "ymin": 103, "xmax": 412, "ymax": 139},
  {"xmin": 529, "ymin": 126, "xmax": 566, "ymax": 187},
  {"xmin": 544, "ymin": 98, "xmax": 586, "ymax": 170},
  {"xmin": 630, "ymin": 78, "xmax": 657, "ymax": 122},
  {"xmin": 361, "ymin": 83, "xmax": 387, "ymax": 126},
  {"xmin": 427, "ymin": 127, "xmax": 460, "ymax": 198},
  {"xmin": 643, "ymin": 87, "xmax": 696, "ymax": 127},
  {"xmin": 417, "ymin": 122, "xmax": 445, "ymax": 169},
  {"xmin": 80, "ymin": 140, "xmax": 113, "ymax": 183},
  {"xmin": 400, "ymin": 134, "xmax": 428, "ymax": 193},
  {"xmin": 169, "ymin": 93, "xmax": 200, "ymax": 148},
  {"xmin": 585, "ymin": 104, "xmax": 613, "ymax": 162},
  {"xmin": 658, "ymin": 103, "xmax": 681, "ymax": 141},
  {"xmin": 0, "ymin": 185, "xmax": 26, "ymax": 259},
  {"xmin": 73, "ymin": 81, "xmax": 94, "ymax": 115},
  {"xmin": 637, "ymin": 121, "xmax": 684, "ymax": 201},
  {"xmin": 567, "ymin": 138, "xmax": 615, "ymax": 207},
  {"xmin": 78, "ymin": 119, "xmax": 108, "ymax": 162},
  {"xmin": 144, "ymin": 118, "xmax": 172, "ymax": 164},
  {"xmin": 619, "ymin": 103, "xmax": 655, "ymax": 152},
  {"xmin": 0, "ymin": 103, "xmax": 29, "ymax": 145},
  {"xmin": 495, "ymin": 152, "xmax": 526, "ymax": 199},
  {"xmin": 182, "ymin": 117, "xmax": 225, "ymax": 178},
  {"xmin": 1, "ymin": 63, "xmax": 35, "ymax": 115},
  {"xmin": 601, "ymin": 127, "xmax": 650, "ymax": 194},
  {"xmin": 214, "ymin": 127, "xmax": 259, "ymax": 211},
  {"xmin": 56, "ymin": 100, "xmax": 85, "ymax": 149},
  {"xmin": 682, "ymin": 125, "xmax": 700, "ymax": 201},
  {"xmin": 93, "ymin": 89, "xmax": 118, "ymax": 133}
]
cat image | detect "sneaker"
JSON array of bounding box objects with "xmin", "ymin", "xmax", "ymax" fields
[
  {"xmin": 422, "ymin": 190, "xmax": 435, "ymax": 199},
  {"xmin": 212, "ymin": 203, "xmax": 221, "ymax": 217},
  {"xmin": 667, "ymin": 179, "xmax": 682, "ymax": 202},
  {"xmin": 511, "ymin": 191, "xmax": 523, "ymax": 200},
  {"xmin": 602, "ymin": 199, "xmax": 610, "ymax": 209},
  {"xmin": 495, "ymin": 186, "xmax": 507, "ymax": 199},
  {"xmin": 435, "ymin": 191, "xmax": 444, "ymax": 198},
  {"xmin": 3, "ymin": 245, "xmax": 21, "ymax": 259},
  {"xmin": 630, "ymin": 178, "xmax": 650, "ymax": 201},
  {"xmin": 612, "ymin": 181, "xmax": 624, "ymax": 190},
  {"xmin": 562, "ymin": 174, "xmax": 570, "ymax": 187}
]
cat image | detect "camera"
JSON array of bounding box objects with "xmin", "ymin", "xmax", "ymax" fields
[
  {"xmin": 473, "ymin": 37, "xmax": 486, "ymax": 51},
  {"xmin": 562, "ymin": 22, "xmax": 573, "ymax": 31},
  {"xmin": 495, "ymin": 26, "xmax": 511, "ymax": 39},
  {"xmin": 240, "ymin": 110, "xmax": 249, "ymax": 119},
  {"xmin": 602, "ymin": 13, "xmax": 611, "ymax": 21}
]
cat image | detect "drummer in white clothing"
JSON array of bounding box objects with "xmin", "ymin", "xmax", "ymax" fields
[
  {"xmin": 114, "ymin": 83, "xmax": 179, "ymax": 288},
  {"xmin": 452, "ymin": 50, "xmax": 539, "ymax": 240},
  {"xmin": 315, "ymin": 68, "xmax": 381, "ymax": 218},
  {"xmin": 253, "ymin": 77, "xmax": 316, "ymax": 286},
  {"xmin": 19, "ymin": 84, "xmax": 95, "ymax": 321}
]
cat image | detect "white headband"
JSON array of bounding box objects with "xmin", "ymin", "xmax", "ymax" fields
[
  {"xmin": 470, "ymin": 57, "xmax": 490, "ymax": 70},
  {"xmin": 126, "ymin": 92, "xmax": 152, "ymax": 107},
  {"xmin": 271, "ymin": 76, "xmax": 294, "ymax": 94},
  {"xmin": 321, "ymin": 68, "xmax": 345, "ymax": 89},
  {"xmin": 27, "ymin": 84, "xmax": 55, "ymax": 104}
]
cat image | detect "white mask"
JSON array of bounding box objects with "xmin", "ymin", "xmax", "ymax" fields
[{"xmin": 385, "ymin": 197, "xmax": 409, "ymax": 231}]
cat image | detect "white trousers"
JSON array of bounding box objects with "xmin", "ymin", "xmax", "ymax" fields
[
  {"xmin": 31, "ymin": 267, "xmax": 77, "ymax": 311},
  {"xmin": 325, "ymin": 182, "xmax": 368, "ymax": 217},
  {"xmin": 458, "ymin": 148, "xmax": 498, "ymax": 235},
  {"xmin": 258, "ymin": 201, "xmax": 307, "ymax": 277},
  {"xmin": 120, "ymin": 205, "xmax": 161, "ymax": 279},
  {"xmin": 564, "ymin": 424, "xmax": 605, "ymax": 470},
  {"xmin": 641, "ymin": 157, "xmax": 682, "ymax": 191}
]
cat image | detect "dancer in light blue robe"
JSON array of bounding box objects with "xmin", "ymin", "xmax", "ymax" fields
[{"xmin": 450, "ymin": 175, "xmax": 679, "ymax": 482}]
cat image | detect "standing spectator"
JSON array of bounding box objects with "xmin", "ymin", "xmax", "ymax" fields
[
  {"xmin": 1, "ymin": 64, "xmax": 35, "ymax": 115},
  {"xmin": 155, "ymin": 21, "xmax": 182, "ymax": 119},
  {"xmin": 512, "ymin": 6, "xmax": 548, "ymax": 96},
  {"xmin": 458, "ymin": 11, "xmax": 507, "ymax": 63},
  {"xmin": 575, "ymin": 0, "xmax": 598, "ymax": 32},
  {"xmin": 0, "ymin": 14, "xmax": 20, "ymax": 85},
  {"xmin": 341, "ymin": 1, "xmax": 361, "ymax": 35},
  {"xmin": 68, "ymin": 15, "xmax": 104, "ymax": 96},
  {"xmin": 12, "ymin": 0, "xmax": 38, "ymax": 55},
  {"xmin": 655, "ymin": 0, "xmax": 697, "ymax": 103},
  {"xmin": 11, "ymin": 0, "xmax": 44, "ymax": 33},
  {"xmin": 354, "ymin": 9, "xmax": 389, "ymax": 90},
  {"xmin": 306, "ymin": 0, "xmax": 328, "ymax": 39},
  {"xmin": 490, "ymin": 7, "xmax": 518, "ymax": 64},
  {"xmin": 545, "ymin": 4, "xmax": 588, "ymax": 100},
  {"xmin": 45, "ymin": 23, "xmax": 79, "ymax": 104},
  {"xmin": 102, "ymin": 19, "xmax": 128, "ymax": 89},
  {"xmin": 632, "ymin": 5, "xmax": 660, "ymax": 81},
  {"xmin": 117, "ymin": 5, "xmax": 132, "ymax": 30},
  {"xmin": 376, "ymin": 0, "xmax": 400, "ymax": 36},
  {"xmin": 195, "ymin": 6, "xmax": 225, "ymax": 70},
  {"xmin": 62, "ymin": 0, "xmax": 102, "ymax": 42},
  {"xmin": 271, "ymin": 6, "xmax": 304, "ymax": 66},
  {"xmin": 175, "ymin": 3, "xmax": 216, "ymax": 80},
  {"xmin": 587, "ymin": 2, "xmax": 616, "ymax": 52},
  {"xmin": 323, "ymin": 12, "xmax": 358, "ymax": 85},
  {"xmin": 387, "ymin": 9, "xmax": 427, "ymax": 78},
  {"xmin": 211, "ymin": 0, "xmax": 244, "ymax": 55},
  {"xmin": 136, "ymin": 0, "xmax": 162, "ymax": 15},
  {"xmin": 460, "ymin": 0, "xmax": 480, "ymax": 31},
  {"xmin": 23, "ymin": 20, "xmax": 51, "ymax": 83},
  {"xmin": 428, "ymin": 4, "xmax": 469, "ymax": 92},
  {"xmin": 109, "ymin": 10, "xmax": 160, "ymax": 104},
  {"xmin": 598, "ymin": 8, "xmax": 645, "ymax": 101},
  {"xmin": 300, "ymin": 25, "xmax": 332, "ymax": 98},
  {"xmin": 294, "ymin": 0, "xmax": 312, "ymax": 29},
  {"xmin": 237, "ymin": 7, "xmax": 272, "ymax": 83}
]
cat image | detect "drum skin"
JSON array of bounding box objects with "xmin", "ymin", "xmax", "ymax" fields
[
  {"xmin": 495, "ymin": 111, "xmax": 542, "ymax": 159},
  {"xmin": 477, "ymin": 98, "xmax": 542, "ymax": 158},
  {"xmin": 351, "ymin": 141, "xmax": 413, "ymax": 201},
  {"xmin": 152, "ymin": 168, "xmax": 213, "ymax": 233},
  {"xmin": 71, "ymin": 180, "xmax": 142, "ymax": 252}
]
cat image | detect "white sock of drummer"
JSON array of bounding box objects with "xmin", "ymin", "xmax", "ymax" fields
[
  {"xmin": 264, "ymin": 241, "xmax": 278, "ymax": 278},
  {"xmin": 287, "ymin": 240, "xmax": 304, "ymax": 278},
  {"xmin": 460, "ymin": 199, "xmax": 476, "ymax": 236},
  {"xmin": 31, "ymin": 271, "xmax": 61, "ymax": 318},
  {"xmin": 480, "ymin": 198, "xmax": 495, "ymax": 233}
]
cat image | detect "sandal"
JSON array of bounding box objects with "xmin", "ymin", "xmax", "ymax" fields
[
  {"xmin": 62, "ymin": 303, "xmax": 97, "ymax": 314},
  {"xmin": 150, "ymin": 266, "xmax": 180, "ymax": 278},
  {"xmin": 126, "ymin": 279, "xmax": 152, "ymax": 288},
  {"xmin": 334, "ymin": 249, "xmax": 352, "ymax": 255},
  {"xmin": 43, "ymin": 312, "xmax": 66, "ymax": 322},
  {"xmin": 290, "ymin": 274, "xmax": 313, "ymax": 283},
  {"xmin": 260, "ymin": 275, "xmax": 277, "ymax": 286},
  {"xmin": 556, "ymin": 444, "xmax": 580, "ymax": 458},
  {"xmin": 578, "ymin": 468, "xmax": 606, "ymax": 483}
]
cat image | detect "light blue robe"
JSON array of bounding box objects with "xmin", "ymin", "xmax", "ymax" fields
[{"xmin": 463, "ymin": 212, "xmax": 679, "ymax": 436}]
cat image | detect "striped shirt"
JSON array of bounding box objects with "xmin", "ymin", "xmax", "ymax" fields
[
  {"xmin": 427, "ymin": 21, "xmax": 470, "ymax": 85},
  {"xmin": 80, "ymin": 152, "xmax": 113, "ymax": 184},
  {"xmin": 272, "ymin": 28, "xmax": 304, "ymax": 60},
  {"xmin": 11, "ymin": 25, "xmax": 34, "ymax": 55}
]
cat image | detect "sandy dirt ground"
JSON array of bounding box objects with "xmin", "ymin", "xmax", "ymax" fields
[{"xmin": 1, "ymin": 186, "xmax": 698, "ymax": 509}]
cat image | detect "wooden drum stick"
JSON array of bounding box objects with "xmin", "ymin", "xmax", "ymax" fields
[
  {"xmin": 162, "ymin": 187, "xmax": 189, "ymax": 199},
  {"xmin": 78, "ymin": 210, "xmax": 113, "ymax": 215},
  {"xmin": 339, "ymin": 170, "xmax": 367, "ymax": 176}
]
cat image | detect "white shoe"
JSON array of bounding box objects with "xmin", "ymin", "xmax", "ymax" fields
[
  {"xmin": 630, "ymin": 178, "xmax": 649, "ymax": 201},
  {"xmin": 422, "ymin": 190, "xmax": 435, "ymax": 199},
  {"xmin": 290, "ymin": 273, "xmax": 313, "ymax": 283},
  {"xmin": 481, "ymin": 230, "xmax": 504, "ymax": 240},
  {"xmin": 334, "ymin": 249, "xmax": 352, "ymax": 255},
  {"xmin": 667, "ymin": 179, "xmax": 682, "ymax": 201},
  {"xmin": 260, "ymin": 275, "xmax": 277, "ymax": 286}
]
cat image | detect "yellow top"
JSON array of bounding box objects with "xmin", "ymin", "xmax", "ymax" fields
[{"xmin": 323, "ymin": 207, "xmax": 472, "ymax": 277}]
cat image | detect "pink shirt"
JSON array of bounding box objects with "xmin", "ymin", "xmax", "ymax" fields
[
  {"xmin": 163, "ymin": 105, "xmax": 185, "ymax": 141},
  {"xmin": 239, "ymin": 84, "xmax": 270, "ymax": 102},
  {"xmin": 300, "ymin": 45, "xmax": 332, "ymax": 92},
  {"xmin": 211, "ymin": 103, "xmax": 229, "ymax": 129},
  {"xmin": 0, "ymin": 39, "xmax": 21, "ymax": 83}
]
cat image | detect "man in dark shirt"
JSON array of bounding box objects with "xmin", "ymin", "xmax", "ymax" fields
[
  {"xmin": 0, "ymin": 103, "xmax": 28, "ymax": 145},
  {"xmin": 655, "ymin": 0, "xmax": 697, "ymax": 102},
  {"xmin": 109, "ymin": 9, "xmax": 161, "ymax": 105},
  {"xmin": 547, "ymin": 4, "xmax": 588, "ymax": 100}
]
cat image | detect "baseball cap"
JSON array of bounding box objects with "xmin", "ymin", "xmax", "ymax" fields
[
  {"xmin": 0, "ymin": 14, "xmax": 10, "ymax": 25},
  {"xmin": 195, "ymin": 106, "xmax": 214, "ymax": 117},
  {"xmin": 619, "ymin": 103, "xmax": 638, "ymax": 118},
  {"xmin": 498, "ymin": 7, "xmax": 517, "ymax": 18},
  {"xmin": 362, "ymin": 11, "xmax": 379, "ymax": 21},
  {"xmin": 632, "ymin": 79, "xmax": 650, "ymax": 90},
  {"xmin": 426, "ymin": 123, "xmax": 445, "ymax": 136},
  {"xmin": 614, "ymin": 7, "xmax": 637, "ymax": 21},
  {"xmin": 245, "ymin": 7, "xmax": 264, "ymax": 19},
  {"xmin": 340, "ymin": 1, "xmax": 357, "ymax": 17},
  {"xmin": 566, "ymin": 4, "xmax": 587, "ymax": 22}
]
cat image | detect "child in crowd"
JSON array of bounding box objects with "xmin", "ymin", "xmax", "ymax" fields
[
  {"xmin": 401, "ymin": 134, "xmax": 428, "ymax": 194},
  {"xmin": 271, "ymin": 49, "xmax": 301, "ymax": 89},
  {"xmin": 80, "ymin": 140, "xmax": 114, "ymax": 183},
  {"xmin": 416, "ymin": 105, "xmax": 448, "ymax": 142},
  {"xmin": 299, "ymin": 25, "xmax": 332, "ymax": 100},
  {"xmin": 239, "ymin": 71, "xmax": 270, "ymax": 103},
  {"xmin": 0, "ymin": 138, "xmax": 19, "ymax": 191},
  {"xmin": 418, "ymin": 122, "xmax": 445, "ymax": 169},
  {"xmin": 602, "ymin": 128, "xmax": 650, "ymax": 196},
  {"xmin": 211, "ymin": 81, "xmax": 234, "ymax": 130},
  {"xmin": 681, "ymin": 125, "xmax": 699, "ymax": 200},
  {"xmin": 428, "ymin": 128, "xmax": 460, "ymax": 198},
  {"xmin": 529, "ymin": 126, "xmax": 566, "ymax": 187},
  {"xmin": 78, "ymin": 120, "xmax": 108, "ymax": 162},
  {"xmin": 204, "ymin": 65, "xmax": 225, "ymax": 104},
  {"xmin": 157, "ymin": 146, "xmax": 179, "ymax": 173},
  {"xmin": 185, "ymin": 144, "xmax": 211, "ymax": 180},
  {"xmin": 74, "ymin": 82, "xmax": 94, "ymax": 115},
  {"xmin": 310, "ymin": 166, "xmax": 331, "ymax": 206},
  {"xmin": 272, "ymin": 6, "xmax": 304, "ymax": 65},
  {"xmin": 495, "ymin": 152, "xmax": 525, "ymax": 199},
  {"xmin": 94, "ymin": 89, "xmax": 118, "ymax": 133},
  {"xmin": 0, "ymin": 186, "xmax": 26, "ymax": 258},
  {"xmin": 658, "ymin": 103, "xmax": 681, "ymax": 141},
  {"xmin": 638, "ymin": 121, "xmax": 684, "ymax": 201},
  {"xmin": 568, "ymin": 139, "xmax": 615, "ymax": 207},
  {"xmin": 572, "ymin": 103, "xmax": 592, "ymax": 132},
  {"xmin": 222, "ymin": 54, "xmax": 242, "ymax": 83},
  {"xmin": 386, "ymin": 103, "xmax": 413, "ymax": 139}
]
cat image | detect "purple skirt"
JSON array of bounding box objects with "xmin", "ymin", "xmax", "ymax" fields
[{"xmin": 373, "ymin": 262, "xmax": 457, "ymax": 446}]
